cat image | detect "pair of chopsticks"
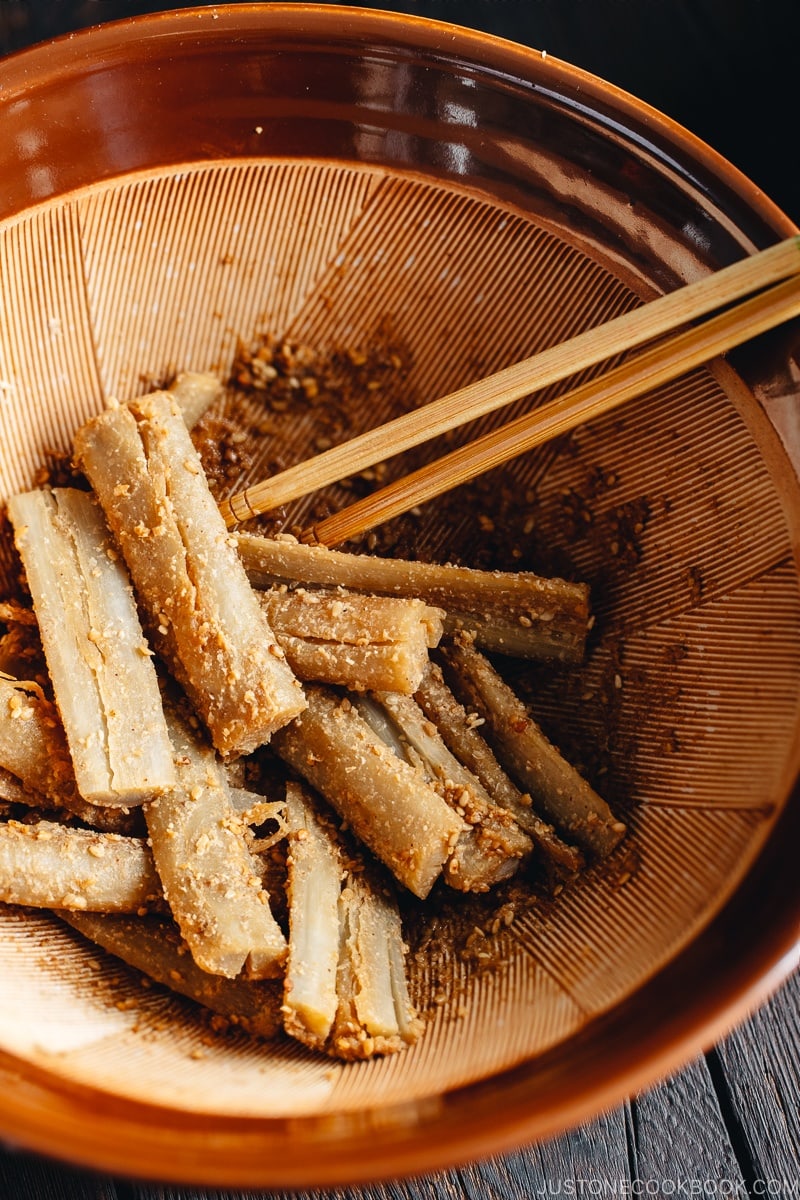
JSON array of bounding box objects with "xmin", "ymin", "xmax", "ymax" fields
[{"xmin": 218, "ymin": 236, "xmax": 800, "ymax": 545}]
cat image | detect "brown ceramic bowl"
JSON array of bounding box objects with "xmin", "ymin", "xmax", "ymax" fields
[{"xmin": 1, "ymin": 4, "xmax": 799, "ymax": 1188}]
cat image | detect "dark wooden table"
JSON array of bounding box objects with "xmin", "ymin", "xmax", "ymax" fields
[{"xmin": 1, "ymin": 1, "xmax": 799, "ymax": 1195}]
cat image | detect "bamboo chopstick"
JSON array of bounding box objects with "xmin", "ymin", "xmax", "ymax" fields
[
  {"xmin": 306, "ymin": 272, "xmax": 800, "ymax": 547},
  {"xmin": 219, "ymin": 236, "xmax": 800, "ymax": 529}
]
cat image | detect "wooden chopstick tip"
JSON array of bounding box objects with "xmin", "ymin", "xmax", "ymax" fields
[{"xmin": 220, "ymin": 490, "xmax": 259, "ymax": 528}]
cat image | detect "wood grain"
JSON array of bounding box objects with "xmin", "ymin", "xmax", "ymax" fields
[
  {"xmin": 712, "ymin": 969, "xmax": 800, "ymax": 1187},
  {"xmin": 631, "ymin": 1057, "xmax": 746, "ymax": 1188},
  {"xmin": 0, "ymin": 1151, "xmax": 119, "ymax": 1199}
]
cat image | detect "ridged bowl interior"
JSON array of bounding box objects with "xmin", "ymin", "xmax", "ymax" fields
[{"xmin": 0, "ymin": 6, "xmax": 798, "ymax": 1186}]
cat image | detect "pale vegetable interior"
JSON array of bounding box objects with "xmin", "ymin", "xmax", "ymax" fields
[{"xmin": 0, "ymin": 160, "xmax": 798, "ymax": 1118}]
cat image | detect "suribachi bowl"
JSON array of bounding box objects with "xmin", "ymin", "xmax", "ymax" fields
[{"xmin": 0, "ymin": 4, "xmax": 799, "ymax": 1188}]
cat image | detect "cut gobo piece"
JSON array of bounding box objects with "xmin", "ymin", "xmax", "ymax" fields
[
  {"xmin": 7, "ymin": 488, "xmax": 176, "ymax": 805},
  {"xmin": 272, "ymin": 686, "xmax": 465, "ymax": 900},
  {"xmin": 441, "ymin": 640, "xmax": 626, "ymax": 859},
  {"xmin": 283, "ymin": 782, "xmax": 422, "ymax": 1060},
  {"xmin": 237, "ymin": 533, "xmax": 590, "ymax": 662},
  {"xmin": 144, "ymin": 707, "xmax": 287, "ymax": 979},
  {"xmin": 261, "ymin": 586, "xmax": 444, "ymax": 694},
  {"xmin": 282, "ymin": 783, "xmax": 342, "ymax": 1046},
  {"xmin": 414, "ymin": 661, "xmax": 584, "ymax": 876},
  {"xmin": 0, "ymin": 820, "xmax": 162, "ymax": 912},
  {"xmin": 359, "ymin": 691, "xmax": 533, "ymax": 893},
  {"xmin": 262, "ymin": 588, "xmax": 444, "ymax": 649},
  {"xmin": 330, "ymin": 868, "xmax": 423, "ymax": 1061},
  {"xmin": 271, "ymin": 633, "xmax": 432, "ymax": 696},
  {"xmin": 73, "ymin": 392, "xmax": 306, "ymax": 758}
]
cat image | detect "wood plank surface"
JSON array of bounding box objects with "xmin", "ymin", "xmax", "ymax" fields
[
  {"xmin": 711, "ymin": 969, "xmax": 800, "ymax": 1192},
  {"xmin": 631, "ymin": 1056, "xmax": 747, "ymax": 1192}
]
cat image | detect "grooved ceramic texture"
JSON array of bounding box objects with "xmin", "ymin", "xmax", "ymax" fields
[{"xmin": 1, "ymin": 159, "xmax": 798, "ymax": 1122}]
